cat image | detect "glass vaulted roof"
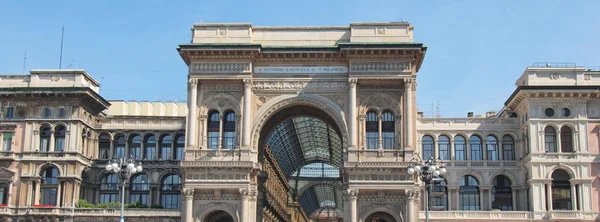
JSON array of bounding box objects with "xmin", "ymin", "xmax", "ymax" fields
[{"xmin": 266, "ymin": 117, "xmax": 343, "ymax": 218}]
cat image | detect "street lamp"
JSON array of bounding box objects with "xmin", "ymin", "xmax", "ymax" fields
[
  {"xmin": 105, "ymin": 156, "xmax": 143, "ymax": 222},
  {"xmin": 407, "ymin": 156, "xmax": 446, "ymax": 222}
]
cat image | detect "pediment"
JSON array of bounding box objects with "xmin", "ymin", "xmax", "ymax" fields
[{"xmin": 0, "ymin": 167, "xmax": 15, "ymax": 178}]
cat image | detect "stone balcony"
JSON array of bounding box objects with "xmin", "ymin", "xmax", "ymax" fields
[
  {"xmin": 444, "ymin": 160, "xmax": 519, "ymax": 168},
  {"xmin": 2, "ymin": 207, "xmax": 180, "ymax": 221},
  {"xmin": 419, "ymin": 210, "xmax": 599, "ymax": 221},
  {"xmin": 417, "ymin": 118, "xmax": 520, "ymax": 131},
  {"xmin": 0, "ymin": 151, "xmax": 15, "ymax": 160}
]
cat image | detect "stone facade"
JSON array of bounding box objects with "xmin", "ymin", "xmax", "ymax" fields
[{"xmin": 0, "ymin": 23, "xmax": 597, "ymax": 222}]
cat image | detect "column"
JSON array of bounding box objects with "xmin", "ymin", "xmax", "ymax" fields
[
  {"xmin": 512, "ymin": 189, "xmax": 517, "ymax": 210},
  {"xmin": 570, "ymin": 184, "xmax": 577, "ymax": 210},
  {"xmin": 479, "ymin": 189, "xmax": 484, "ymax": 210},
  {"xmin": 242, "ymin": 79, "xmax": 252, "ymax": 148},
  {"xmin": 34, "ymin": 180, "xmax": 41, "ymax": 205},
  {"xmin": 239, "ymin": 189, "xmax": 249, "ymax": 222},
  {"xmin": 447, "ymin": 189, "xmax": 452, "ymax": 210},
  {"xmin": 358, "ymin": 115, "xmax": 366, "ymax": 149},
  {"xmin": 49, "ymin": 130, "xmax": 55, "ymax": 152},
  {"xmin": 187, "ymin": 79, "xmax": 198, "ymax": 147},
  {"xmin": 218, "ymin": 114, "xmax": 224, "ymax": 150},
  {"xmin": 235, "ymin": 115, "xmax": 242, "ymax": 148},
  {"xmin": 576, "ymin": 184, "xmax": 582, "ymax": 211},
  {"xmin": 109, "ymin": 139, "xmax": 114, "ymax": 159},
  {"xmin": 406, "ymin": 190, "xmax": 418, "ymax": 222},
  {"xmin": 344, "ymin": 189, "xmax": 358, "ymax": 222},
  {"xmin": 546, "ymin": 183, "xmax": 553, "ymax": 211},
  {"xmin": 349, "ymin": 79, "xmax": 358, "ymax": 149},
  {"xmin": 556, "ymin": 130, "xmax": 562, "ymax": 153},
  {"xmin": 378, "ymin": 113, "xmax": 383, "ymax": 150},
  {"xmin": 404, "ymin": 79, "xmax": 414, "ymax": 149},
  {"xmin": 450, "ymin": 139, "xmax": 455, "ymax": 161},
  {"xmin": 182, "ymin": 188, "xmax": 194, "ymax": 222}
]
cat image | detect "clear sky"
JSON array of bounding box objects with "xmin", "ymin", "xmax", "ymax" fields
[{"xmin": 1, "ymin": 0, "xmax": 599, "ymax": 117}]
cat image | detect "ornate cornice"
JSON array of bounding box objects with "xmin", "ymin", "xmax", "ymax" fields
[
  {"xmin": 191, "ymin": 62, "xmax": 251, "ymax": 73},
  {"xmin": 350, "ymin": 62, "xmax": 410, "ymax": 72}
]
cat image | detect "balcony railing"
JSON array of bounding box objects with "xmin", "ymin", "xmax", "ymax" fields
[
  {"xmin": 420, "ymin": 211, "xmax": 599, "ymax": 221},
  {"xmin": 193, "ymin": 149, "xmax": 241, "ymax": 161},
  {"xmin": 0, "ymin": 151, "xmax": 14, "ymax": 159},
  {"xmin": 11, "ymin": 207, "xmax": 180, "ymax": 218},
  {"xmin": 443, "ymin": 160, "xmax": 518, "ymax": 168},
  {"xmin": 356, "ymin": 150, "xmax": 403, "ymax": 162}
]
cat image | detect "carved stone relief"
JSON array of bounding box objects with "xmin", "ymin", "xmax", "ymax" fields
[
  {"xmin": 587, "ymin": 100, "xmax": 600, "ymax": 119},
  {"xmin": 251, "ymin": 81, "xmax": 348, "ymax": 92},
  {"xmin": 191, "ymin": 63, "xmax": 251, "ymax": 73},
  {"xmin": 350, "ymin": 62, "xmax": 410, "ymax": 72}
]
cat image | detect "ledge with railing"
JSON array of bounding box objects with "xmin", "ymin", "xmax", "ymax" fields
[
  {"xmin": 417, "ymin": 118, "xmax": 520, "ymax": 129},
  {"xmin": 8, "ymin": 207, "xmax": 180, "ymax": 217},
  {"xmin": 447, "ymin": 160, "xmax": 518, "ymax": 168},
  {"xmin": 355, "ymin": 149, "xmax": 404, "ymax": 162},
  {"xmin": 0, "ymin": 151, "xmax": 14, "ymax": 159},
  {"xmin": 420, "ymin": 210, "xmax": 599, "ymax": 221}
]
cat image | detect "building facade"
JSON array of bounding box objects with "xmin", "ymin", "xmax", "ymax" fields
[{"xmin": 0, "ymin": 22, "xmax": 598, "ymax": 222}]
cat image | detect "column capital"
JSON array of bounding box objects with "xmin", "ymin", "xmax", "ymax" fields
[
  {"xmin": 188, "ymin": 79, "xmax": 198, "ymax": 87},
  {"xmin": 239, "ymin": 188, "xmax": 258, "ymax": 202},
  {"xmin": 348, "ymin": 78, "xmax": 358, "ymax": 87},
  {"xmin": 182, "ymin": 188, "xmax": 195, "ymax": 200},
  {"xmin": 406, "ymin": 190, "xmax": 420, "ymax": 201},
  {"xmin": 243, "ymin": 79, "xmax": 252, "ymax": 88},
  {"xmin": 343, "ymin": 189, "xmax": 359, "ymax": 201}
]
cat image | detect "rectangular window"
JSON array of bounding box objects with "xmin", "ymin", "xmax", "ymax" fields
[
  {"xmin": 486, "ymin": 143, "xmax": 498, "ymax": 160},
  {"xmin": 223, "ymin": 131, "xmax": 235, "ymax": 149},
  {"xmin": 382, "ymin": 132, "xmax": 394, "ymax": 149},
  {"xmin": 5, "ymin": 107, "xmax": 14, "ymax": 119},
  {"xmin": 503, "ymin": 144, "xmax": 514, "ymax": 160},
  {"xmin": 161, "ymin": 194, "xmax": 181, "ymax": 209},
  {"xmin": 55, "ymin": 138, "xmax": 64, "ymax": 152},
  {"xmin": 366, "ymin": 132, "xmax": 378, "ymax": 149},
  {"xmin": 41, "ymin": 188, "xmax": 57, "ymax": 206},
  {"xmin": 129, "ymin": 147, "xmax": 141, "ymax": 160},
  {"xmin": 438, "ymin": 143, "xmax": 449, "ymax": 160},
  {"xmin": 129, "ymin": 193, "xmax": 149, "ymax": 206},
  {"xmin": 208, "ymin": 132, "xmax": 219, "ymax": 150},
  {"xmin": 455, "ymin": 144, "xmax": 465, "ymax": 160},
  {"xmin": 161, "ymin": 146, "xmax": 171, "ymax": 160},
  {"xmin": 470, "ymin": 144, "xmax": 482, "ymax": 160},
  {"xmin": 175, "ymin": 147, "xmax": 184, "ymax": 160},
  {"xmin": 2, "ymin": 133, "xmax": 12, "ymax": 151},
  {"xmin": 40, "ymin": 138, "xmax": 50, "ymax": 152},
  {"xmin": 146, "ymin": 147, "xmax": 156, "ymax": 160},
  {"xmin": 114, "ymin": 146, "xmax": 125, "ymax": 158},
  {"xmin": 99, "ymin": 193, "xmax": 118, "ymax": 204}
]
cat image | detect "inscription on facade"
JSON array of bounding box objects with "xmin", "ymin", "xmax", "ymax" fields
[
  {"xmin": 254, "ymin": 66, "xmax": 347, "ymax": 74},
  {"xmin": 251, "ymin": 81, "xmax": 348, "ymax": 91}
]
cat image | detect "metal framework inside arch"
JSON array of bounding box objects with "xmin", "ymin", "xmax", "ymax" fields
[{"xmin": 265, "ymin": 116, "xmax": 343, "ymax": 217}]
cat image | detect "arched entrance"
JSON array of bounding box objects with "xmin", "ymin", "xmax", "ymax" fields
[
  {"xmin": 204, "ymin": 210, "xmax": 234, "ymax": 222},
  {"xmin": 365, "ymin": 212, "xmax": 397, "ymax": 222},
  {"xmin": 256, "ymin": 104, "xmax": 345, "ymax": 222}
]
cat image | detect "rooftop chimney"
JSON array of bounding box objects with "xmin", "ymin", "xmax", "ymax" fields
[
  {"xmin": 486, "ymin": 111, "xmax": 497, "ymax": 118},
  {"xmin": 467, "ymin": 112, "xmax": 474, "ymax": 118},
  {"xmin": 417, "ymin": 112, "xmax": 424, "ymax": 118}
]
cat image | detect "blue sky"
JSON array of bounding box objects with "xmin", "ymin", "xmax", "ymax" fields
[{"xmin": 1, "ymin": 0, "xmax": 599, "ymax": 117}]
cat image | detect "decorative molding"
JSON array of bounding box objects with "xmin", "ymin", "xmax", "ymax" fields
[
  {"xmin": 189, "ymin": 79, "xmax": 198, "ymax": 87},
  {"xmin": 350, "ymin": 62, "xmax": 410, "ymax": 72},
  {"xmin": 251, "ymin": 81, "xmax": 348, "ymax": 91},
  {"xmin": 551, "ymin": 73, "xmax": 561, "ymax": 80},
  {"xmin": 200, "ymin": 84, "xmax": 243, "ymax": 91},
  {"xmin": 584, "ymin": 74, "xmax": 591, "ymax": 81},
  {"xmin": 191, "ymin": 62, "xmax": 251, "ymax": 73}
]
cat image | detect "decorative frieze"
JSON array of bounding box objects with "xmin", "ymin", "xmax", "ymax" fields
[
  {"xmin": 350, "ymin": 62, "xmax": 410, "ymax": 72},
  {"xmin": 200, "ymin": 84, "xmax": 243, "ymax": 91},
  {"xmin": 191, "ymin": 62, "xmax": 251, "ymax": 73},
  {"xmin": 251, "ymin": 81, "xmax": 348, "ymax": 91}
]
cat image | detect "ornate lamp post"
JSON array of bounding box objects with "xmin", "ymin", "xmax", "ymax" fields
[
  {"xmin": 407, "ymin": 156, "xmax": 446, "ymax": 222},
  {"xmin": 105, "ymin": 157, "xmax": 143, "ymax": 222}
]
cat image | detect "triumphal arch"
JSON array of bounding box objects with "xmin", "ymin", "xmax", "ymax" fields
[{"xmin": 178, "ymin": 22, "xmax": 426, "ymax": 222}]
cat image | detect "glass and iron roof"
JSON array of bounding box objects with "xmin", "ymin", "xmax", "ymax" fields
[{"xmin": 265, "ymin": 117, "xmax": 343, "ymax": 218}]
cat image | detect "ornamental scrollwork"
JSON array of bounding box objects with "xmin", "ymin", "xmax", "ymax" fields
[
  {"xmin": 191, "ymin": 62, "xmax": 251, "ymax": 73},
  {"xmin": 182, "ymin": 188, "xmax": 195, "ymax": 200},
  {"xmin": 343, "ymin": 189, "xmax": 359, "ymax": 201},
  {"xmin": 350, "ymin": 62, "xmax": 410, "ymax": 72}
]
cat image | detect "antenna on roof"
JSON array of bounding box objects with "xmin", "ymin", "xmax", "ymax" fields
[
  {"xmin": 22, "ymin": 51, "xmax": 27, "ymax": 74},
  {"xmin": 435, "ymin": 100, "xmax": 440, "ymax": 118},
  {"xmin": 59, "ymin": 26, "xmax": 64, "ymax": 69}
]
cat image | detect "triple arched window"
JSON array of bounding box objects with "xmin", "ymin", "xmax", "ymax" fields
[
  {"xmin": 38, "ymin": 125, "xmax": 67, "ymax": 152},
  {"xmin": 544, "ymin": 126, "xmax": 574, "ymax": 153},
  {"xmin": 98, "ymin": 173, "xmax": 181, "ymax": 209},
  {"xmin": 207, "ymin": 110, "xmax": 237, "ymax": 150},
  {"xmin": 365, "ymin": 110, "xmax": 396, "ymax": 150}
]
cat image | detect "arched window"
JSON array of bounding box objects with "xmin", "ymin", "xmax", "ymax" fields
[
  {"xmin": 160, "ymin": 135, "xmax": 172, "ymax": 160},
  {"xmin": 438, "ymin": 136, "xmax": 450, "ymax": 160},
  {"xmin": 100, "ymin": 174, "xmax": 119, "ymax": 204},
  {"xmin": 144, "ymin": 135, "xmax": 157, "ymax": 160},
  {"xmin": 486, "ymin": 135, "xmax": 498, "ymax": 160},
  {"xmin": 459, "ymin": 175, "xmax": 480, "ymax": 210},
  {"xmin": 430, "ymin": 178, "xmax": 448, "ymax": 211},
  {"xmin": 422, "ymin": 136, "xmax": 434, "ymax": 160},
  {"xmin": 40, "ymin": 125, "xmax": 52, "ymax": 152},
  {"xmin": 552, "ymin": 170, "xmax": 572, "ymax": 210},
  {"xmin": 560, "ymin": 126, "xmax": 573, "ymax": 152},
  {"xmin": 382, "ymin": 111, "xmax": 395, "ymax": 149},
  {"xmin": 207, "ymin": 111, "xmax": 220, "ymax": 150},
  {"xmin": 502, "ymin": 135, "xmax": 515, "ymax": 161},
  {"xmin": 129, "ymin": 134, "xmax": 142, "ymax": 160},
  {"xmin": 54, "ymin": 125, "xmax": 66, "ymax": 152},
  {"xmin": 40, "ymin": 167, "xmax": 59, "ymax": 206},
  {"xmin": 492, "ymin": 175, "xmax": 513, "ymax": 210},
  {"xmin": 130, "ymin": 174, "xmax": 150, "ymax": 206},
  {"xmin": 0, "ymin": 183, "xmax": 8, "ymax": 205},
  {"xmin": 366, "ymin": 111, "xmax": 378, "ymax": 149},
  {"xmin": 161, "ymin": 174, "xmax": 181, "ymax": 209},
  {"xmin": 175, "ymin": 135, "xmax": 185, "ymax": 160},
  {"xmin": 114, "ymin": 134, "xmax": 126, "ymax": 158},
  {"xmin": 454, "ymin": 136, "xmax": 466, "ymax": 160},
  {"xmin": 98, "ymin": 134, "xmax": 111, "ymax": 159},
  {"xmin": 469, "ymin": 135, "xmax": 482, "ymax": 160},
  {"xmin": 223, "ymin": 111, "xmax": 236, "ymax": 149},
  {"xmin": 545, "ymin": 126, "xmax": 557, "ymax": 152}
]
